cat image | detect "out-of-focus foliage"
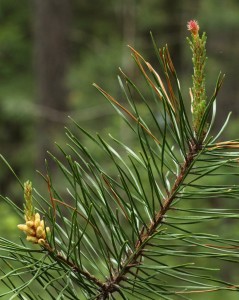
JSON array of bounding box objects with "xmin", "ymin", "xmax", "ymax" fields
[{"xmin": 0, "ymin": 1, "xmax": 31, "ymax": 78}]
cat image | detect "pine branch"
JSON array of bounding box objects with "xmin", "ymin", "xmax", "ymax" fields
[
  {"xmin": 95, "ymin": 141, "xmax": 200, "ymax": 299},
  {"xmin": 2, "ymin": 20, "xmax": 239, "ymax": 300}
]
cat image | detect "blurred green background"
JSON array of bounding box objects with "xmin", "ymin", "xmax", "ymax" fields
[{"xmin": 1, "ymin": 0, "xmax": 239, "ymax": 299}]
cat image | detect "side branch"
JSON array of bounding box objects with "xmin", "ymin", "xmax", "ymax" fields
[{"xmin": 43, "ymin": 243, "xmax": 105, "ymax": 290}]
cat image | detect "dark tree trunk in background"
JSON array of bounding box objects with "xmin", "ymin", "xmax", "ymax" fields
[
  {"xmin": 33, "ymin": 0, "xmax": 71, "ymax": 170},
  {"xmin": 161, "ymin": 0, "xmax": 183, "ymax": 72},
  {"xmin": 120, "ymin": 0, "xmax": 136, "ymax": 74},
  {"xmin": 161, "ymin": 0, "xmax": 200, "ymax": 73}
]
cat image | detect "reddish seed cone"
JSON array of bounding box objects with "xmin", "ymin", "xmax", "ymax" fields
[{"xmin": 187, "ymin": 20, "xmax": 199, "ymax": 35}]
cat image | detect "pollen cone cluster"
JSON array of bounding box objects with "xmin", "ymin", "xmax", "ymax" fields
[
  {"xmin": 18, "ymin": 212, "xmax": 50, "ymax": 245},
  {"xmin": 17, "ymin": 180, "xmax": 50, "ymax": 245}
]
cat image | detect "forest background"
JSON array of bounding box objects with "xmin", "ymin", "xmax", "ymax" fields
[{"xmin": 1, "ymin": 1, "xmax": 239, "ymax": 299}]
